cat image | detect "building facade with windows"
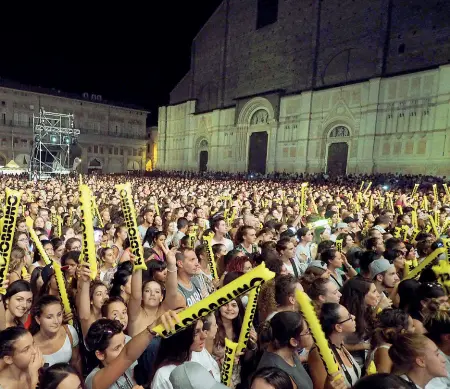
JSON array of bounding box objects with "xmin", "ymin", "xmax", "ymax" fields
[
  {"xmin": 158, "ymin": 0, "xmax": 450, "ymax": 176},
  {"xmin": 0, "ymin": 81, "xmax": 148, "ymax": 174}
]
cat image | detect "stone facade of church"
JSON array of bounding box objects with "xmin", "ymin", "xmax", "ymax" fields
[{"xmin": 158, "ymin": 0, "xmax": 450, "ymax": 176}]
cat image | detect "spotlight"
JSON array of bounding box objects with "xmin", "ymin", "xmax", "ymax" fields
[
  {"xmin": 51, "ymin": 135, "xmax": 58, "ymax": 143},
  {"xmin": 382, "ymin": 185, "xmax": 389, "ymax": 190},
  {"xmin": 64, "ymin": 136, "xmax": 71, "ymax": 144}
]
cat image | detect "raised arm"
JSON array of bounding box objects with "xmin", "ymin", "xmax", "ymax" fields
[
  {"xmin": 76, "ymin": 266, "xmax": 94, "ymax": 337},
  {"xmin": 128, "ymin": 267, "xmax": 143, "ymax": 324},
  {"xmin": 92, "ymin": 311, "xmax": 180, "ymax": 389},
  {"xmin": 162, "ymin": 246, "xmax": 184, "ymax": 310}
]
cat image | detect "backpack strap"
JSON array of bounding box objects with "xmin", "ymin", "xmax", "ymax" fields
[
  {"xmin": 63, "ymin": 324, "xmax": 74, "ymax": 348},
  {"xmin": 289, "ymin": 258, "xmax": 299, "ymax": 278}
]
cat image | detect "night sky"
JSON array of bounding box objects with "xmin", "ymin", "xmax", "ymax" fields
[{"xmin": 0, "ymin": 1, "xmax": 223, "ymax": 123}]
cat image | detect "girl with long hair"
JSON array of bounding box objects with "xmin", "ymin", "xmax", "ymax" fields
[
  {"xmin": 85, "ymin": 310, "xmax": 178, "ymax": 389},
  {"xmin": 389, "ymin": 333, "xmax": 447, "ymax": 388},
  {"xmin": 30, "ymin": 295, "xmax": 82, "ymax": 374},
  {"xmin": 309, "ymin": 303, "xmax": 361, "ymax": 388},
  {"xmin": 0, "ymin": 280, "xmax": 33, "ymax": 330},
  {"xmin": 0, "ymin": 327, "xmax": 44, "ymax": 389},
  {"xmin": 127, "ymin": 247, "xmax": 181, "ymax": 337},
  {"xmin": 340, "ymin": 277, "xmax": 380, "ymax": 368}
]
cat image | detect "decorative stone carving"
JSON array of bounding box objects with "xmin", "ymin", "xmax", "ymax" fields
[
  {"xmin": 250, "ymin": 109, "xmax": 269, "ymax": 125},
  {"xmin": 329, "ymin": 126, "xmax": 350, "ymax": 138}
]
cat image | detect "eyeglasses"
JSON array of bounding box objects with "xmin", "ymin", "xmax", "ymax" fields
[
  {"xmin": 299, "ymin": 329, "xmax": 311, "ymax": 337},
  {"xmin": 338, "ymin": 314, "xmax": 354, "ymax": 324}
]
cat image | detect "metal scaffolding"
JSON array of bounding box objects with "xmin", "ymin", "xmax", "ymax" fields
[{"xmin": 28, "ymin": 109, "xmax": 80, "ymax": 179}]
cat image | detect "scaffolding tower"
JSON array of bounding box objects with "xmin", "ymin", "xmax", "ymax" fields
[{"xmin": 29, "ymin": 109, "xmax": 80, "ymax": 179}]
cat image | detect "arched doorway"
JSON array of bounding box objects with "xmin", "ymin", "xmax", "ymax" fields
[
  {"xmin": 88, "ymin": 158, "xmax": 103, "ymax": 174},
  {"xmin": 127, "ymin": 160, "xmax": 140, "ymax": 171},
  {"xmin": 197, "ymin": 139, "xmax": 209, "ymax": 172},
  {"xmin": 327, "ymin": 143, "xmax": 348, "ymax": 176},
  {"xmin": 199, "ymin": 150, "xmax": 208, "ymax": 172},
  {"xmin": 325, "ymin": 126, "xmax": 351, "ymax": 176},
  {"xmin": 248, "ymin": 131, "xmax": 268, "ymax": 174}
]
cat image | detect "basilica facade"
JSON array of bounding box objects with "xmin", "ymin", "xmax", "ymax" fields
[{"xmin": 158, "ymin": 0, "xmax": 450, "ymax": 176}]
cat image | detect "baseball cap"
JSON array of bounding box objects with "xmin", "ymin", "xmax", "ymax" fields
[
  {"xmin": 169, "ymin": 362, "xmax": 227, "ymax": 389},
  {"xmin": 369, "ymin": 258, "xmax": 393, "ymax": 279},
  {"xmin": 41, "ymin": 264, "xmax": 55, "ymax": 284},
  {"xmin": 308, "ymin": 260, "xmax": 328, "ymax": 271},
  {"xmin": 343, "ymin": 216, "xmax": 358, "ymax": 224}
]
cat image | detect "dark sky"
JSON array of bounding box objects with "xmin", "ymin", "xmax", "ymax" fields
[{"xmin": 0, "ymin": 1, "xmax": 223, "ymax": 123}]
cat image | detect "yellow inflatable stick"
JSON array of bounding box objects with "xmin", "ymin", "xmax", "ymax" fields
[
  {"xmin": 441, "ymin": 219, "xmax": 450, "ymax": 235},
  {"xmin": 367, "ymin": 361, "xmax": 377, "ymax": 375},
  {"xmin": 300, "ymin": 183, "xmax": 308, "ymax": 216},
  {"xmin": 0, "ymin": 189, "xmax": 22, "ymax": 294},
  {"xmin": 428, "ymin": 214, "xmax": 440, "ymax": 238},
  {"xmin": 57, "ymin": 215, "xmax": 63, "ymax": 237},
  {"xmin": 363, "ymin": 182, "xmax": 372, "ymax": 196},
  {"xmin": 412, "ymin": 183, "xmax": 419, "ymax": 197},
  {"xmin": 27, "ymin": 225, "xmax": 52, "ymax": 266},
  {"xmin": 68, "ymin": 208, "xmax": 74, "ymax": 227},
  {"xmin": 221, "ymin": 338, "xmax": 238, "ymax": 387},
  {"xmin": 152, "ymin": 263, "xmax": 275, "ymax": 338},
  {"xmin": 236, "ymin": 286, "xmax": 260, "ymax": 356},
  {"xmin": 359, "ymin": 181, "xmax": 365, "ymax": 192},
  {"xmin": 403, "ymin": 247, "xmax": 446, "ymax": 280},
  {"xmin": 116, "ymin": 183, "xmax": 147, "ymax": 272},
  {"xmin": 295, "ymin": 290, "xmax": 341, "ymax": 376},
  {"xmin": 202, "ymin": 232, "xmax": 219, "ymax": 280},
  {"xmin": 21, "ymin": 266, "xmax": 28, "ymax": 279},
  {"xmin": 401, "ymin": 225, "xmax": 409, "ymax": 241},
  {"xmin": 79, "ymin": 185, "xmax": 98, "ymax": 280},
  {"xmin": 335, "ymin": 239, "xmax": 343, "ymax": 253},
  {"xmin": 92, "ymin": 197, "xmax": 104, "ymax": 229},
  {"xmin": 393, "ymin": 226, "xmax": 402, "ymax": 239},
  {"xmin": 53, "ymin": 262, "xmax": 73, "ymax": 325},
  {"xmin": 154, "ymin": 201, "xmax": 160, "ymax": 217},
  {"xmin": 411, "ymin": 211, "xmax": 418, "ymax": 229},
  {"xmin": 188, "ymin": 232, "xmax": 196, "ymax": 249},
  {"xmin": 51, "ymin": 212, "xmax": 58, "ymax": 230},
  {"xmin": 432, "ymin": 260, "xmax": 450, "ymax": 294},
  {"xmin": 443, "ymin": 238, "xmax": 450, "ymax": 262}
]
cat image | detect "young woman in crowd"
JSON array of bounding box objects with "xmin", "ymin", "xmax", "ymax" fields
[
  {"xmin": 258, "ymin": 311, "xmax": 317, "ymax": 389},
  {"xmin": 127, "ymin": 247, "xmax": 180, "ymax": 337},
  {"xmin": 0, "ymin": 327, "xmax": 44, "ymax": 389},
  {"xmin": 340, "ymin": 278, "xmax": 380, "ymax": 368},
  {"xmin": 389, "ymin": 333, "xmax": 447, "ymax": 388},
  {"xmin": 309, "ymin": 303, "xmax": 361, "ymax": 388},
  {"xmin": 85, "ymin": 310, "xmax": 179, "ymax": 389},
  {"xmin": 76, "ymin": 266, "xmax": 109, "ymax": 337},
  {"xmin": 30, "ymin": 295, "xmax": 82, "ymax": 374},
  {"xmin": 0, "ymin": 280, "xmax": 33, "ymax": 330}
]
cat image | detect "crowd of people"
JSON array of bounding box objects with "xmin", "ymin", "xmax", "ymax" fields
[{"xmin": 0, "ymin": 171, "xmax": 449, "ymax": 389}]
